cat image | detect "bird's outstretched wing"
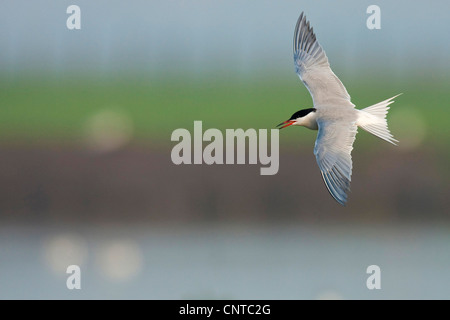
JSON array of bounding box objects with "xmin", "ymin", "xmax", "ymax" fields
[
  {"xmin": 294, "ymin": 12, "xmax": 353, "ymax": 107},
  {"xmin": 314, "ymin": 119, "xmax": 357, "ymax": 205}
]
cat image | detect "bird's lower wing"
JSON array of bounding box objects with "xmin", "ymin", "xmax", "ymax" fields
[{"xmin": 314, "ymin": 119, "xmax": 357, "ymax": 205}]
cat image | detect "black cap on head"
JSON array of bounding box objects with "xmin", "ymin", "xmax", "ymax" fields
[{"xmin": 289, "ymin": 108, "xmax": 316, "ymax": 120}]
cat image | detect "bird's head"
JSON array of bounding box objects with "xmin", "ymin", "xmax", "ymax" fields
[{"xmin": 276, "ymin": 108, "xmax": 316, "ymax": 129}]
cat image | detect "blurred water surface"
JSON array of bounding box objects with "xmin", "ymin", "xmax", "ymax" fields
[{"xmin": 1, "ymin": 224, "xmax": 449, "ymax": 299}]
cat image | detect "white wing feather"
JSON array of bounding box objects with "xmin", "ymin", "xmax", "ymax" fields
[
  {"xmin": 314, "ymin": 119, "xmax": 357, "ymax": 205},
  {"xmin": 294, "ymin": 12, "xmax": 359, "ymax": 205},
  {"xmin": 293, "ymin": 12, "xmax": 353, "ymax": 108}
]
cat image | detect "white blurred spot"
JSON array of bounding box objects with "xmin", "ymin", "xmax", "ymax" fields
[
  {"xmin": 43, "ymin": 234, "xmax": 88, "ymax": 275},
  {"xmin": 390, "ymin": 107, "xmax": 426, "ymax": 151},
  {"xmin": 97, "ymin": 240, "xmax": 143, "ymax": 282},
  {"xmin": 84, "ymin": 109, "xmax": 133, "ymax": 153},
  {"xmin": 316, "ymin": 290, "xmax": 343, "ymax": 300}
]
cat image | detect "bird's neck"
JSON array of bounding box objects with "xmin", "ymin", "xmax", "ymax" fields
[{"xmin": 298, "ymin": 110, "xmax": 318, "ymax": 130}]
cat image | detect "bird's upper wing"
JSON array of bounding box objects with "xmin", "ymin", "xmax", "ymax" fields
[
  {"xmin": 314, "ymin": 118, "xmax": 357, "ymax": 205},
  {"xmin": 294, "ymin": 12, "xmax": 353, "ymax": 108}
]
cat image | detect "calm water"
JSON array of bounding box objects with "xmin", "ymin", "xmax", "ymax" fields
[{"xmin": 1, "ymin": 224, "xmax": 449, "ymax": 299}]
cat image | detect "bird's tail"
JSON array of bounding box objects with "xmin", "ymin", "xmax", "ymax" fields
[{"xmin": 356, "ymin": 94, "xmax": 401, "ymax": 145}]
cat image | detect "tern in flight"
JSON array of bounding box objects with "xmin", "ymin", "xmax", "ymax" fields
[{"xmin": 278, "ymin": 12, "xmax": 400, "ymax": 205}]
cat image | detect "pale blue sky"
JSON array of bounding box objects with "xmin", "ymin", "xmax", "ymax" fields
[{"xmin": 0, "ymin": 0, "xmax": 449, "ymax": 76}]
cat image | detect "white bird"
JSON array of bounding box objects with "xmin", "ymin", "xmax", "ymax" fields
[{"xmin": 277, "ymin": 12, "xmax": 400, "ymax": 205}]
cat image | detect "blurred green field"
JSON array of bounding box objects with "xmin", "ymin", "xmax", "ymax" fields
[{"xmin": 0, "ymin": 73, "xmax": 449, "ymax": 149}]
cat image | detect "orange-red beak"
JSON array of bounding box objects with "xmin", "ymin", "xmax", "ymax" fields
[{"xmin": 276, "ymin": 120, "xmax": 295, "ymax": 129}]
